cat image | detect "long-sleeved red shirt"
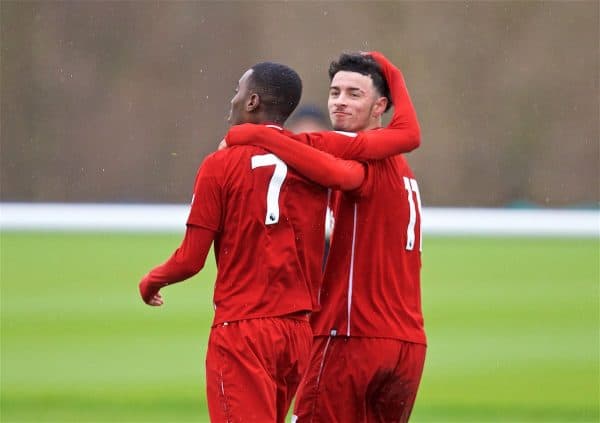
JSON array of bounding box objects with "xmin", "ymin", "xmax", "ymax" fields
[
  {"xmin": 139, "ymin": 132, "xmax": 366, "ymax": 323},
  {"xmin": 140, "ymin": 52, "xmax": 423, "ymax": 342},
  {"xmin": 223, "ymin": 52, "xmax": 426, "ymax": 343}
]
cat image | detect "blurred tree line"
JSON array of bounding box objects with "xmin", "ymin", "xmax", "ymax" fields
[{"xmin": 1, "ymin": 1, "xmax": 598, "ymax": 206}]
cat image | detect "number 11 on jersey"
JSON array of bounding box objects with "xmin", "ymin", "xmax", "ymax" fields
[
  {"xmin": 404, "ymin": 176, "xmax": 422, "ymax": 252},
  {"xmin": 252, "ymin": 154, "xmax": 288, "ymax": 225}
]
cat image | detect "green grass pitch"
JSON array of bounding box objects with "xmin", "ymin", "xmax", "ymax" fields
[{"xmin": 1, "ymin": 232, "xmax": 598, "ymax": 422}]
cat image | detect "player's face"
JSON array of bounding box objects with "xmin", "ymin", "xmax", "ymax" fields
[
  {"xmin": 228, "ymin": 69, "xmax": 253, "ymax": 126},
  {"xmin": 328, "ymin": 71, "xmax": 387, "ymax": 132}
]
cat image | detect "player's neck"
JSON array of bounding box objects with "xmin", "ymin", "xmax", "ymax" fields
[
  {"xmin": 365, "ymin": 117, "xmax": 383, "ymax": 130},
  {"xmin": 259, "ymin": 118, "xmax": 284, "ymax": 127},
  {"xmin": 251, "ymin": 112, "xmax": 284, "ymax": 127}
]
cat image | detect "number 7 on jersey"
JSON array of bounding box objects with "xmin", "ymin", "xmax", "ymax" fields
[{"xmin": 252, "ymin": 154, "xmax": 288, "ymax": 225}]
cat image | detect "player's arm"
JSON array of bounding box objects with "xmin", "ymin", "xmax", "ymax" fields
[
  {"xmin": 226, "ymin": 52, "xmax": 420, "ymax": 160},
  {"xmin": 226, "ymin": 125, "xmax": 364, "ymax": 191},
  {"xmin": 308, "ymin": 51, "xmax": 421, "ymax": 159},
  {"xmin": 342, "ymin": 50, "xmax": 421, "ymax": 158},
  {"xmin": 138, "ymin": 225, "xmax": 214, "ymax": 306},
  {"xmin": 139, "ymin": 154, "xmax": 223, "ymax": 306}
]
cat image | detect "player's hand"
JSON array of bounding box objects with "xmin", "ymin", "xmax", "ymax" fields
[
  {"xmin": 139, "ymin": 276, "xmax": 164, "ymax": 306},
  {"xmin": 146, "ymin": 292, "xmax": 164, "ymax": 307},
  {"xmin": 364, "ymin": 51, "xmax": 398, "ymax": 72}
]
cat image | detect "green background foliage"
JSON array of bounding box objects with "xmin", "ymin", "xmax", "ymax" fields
[{"xmin": 1, "ymin": 233, "xmax": 598, "ymax": 422}]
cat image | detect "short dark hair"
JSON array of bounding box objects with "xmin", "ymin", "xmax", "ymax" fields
[
  {"xmin": 328, "ymin": 53, "xmax": 392, "ymax": 112},
  {"xmin": 248, "ymin": 62, "xmax": 302, "ymax": 123}
]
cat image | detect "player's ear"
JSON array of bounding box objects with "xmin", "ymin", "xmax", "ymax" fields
[
  {"xmin": 372, "ymin": 96, "xmax": 388, "ymax": 118},
  {"xmin": 246, "ymin": 93, "xmax": 260, "ymax": 112}
]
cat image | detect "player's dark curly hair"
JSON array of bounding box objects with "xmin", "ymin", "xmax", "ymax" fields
[
  {"xmin": 248, "ymin": 62, "xmax": 302, "ymax": 123},
  {"xmin": 328, "ymin": 53, "xmax": 392, "ymax": 112}
]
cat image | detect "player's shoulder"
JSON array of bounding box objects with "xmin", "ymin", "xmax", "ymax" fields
[
  {"xmin": 360, "ymin": 155, "xmax": 415, "ymax": 190},
  {"xmin": 195, "ymin": 147, "xmax": 247, "ymax": 177},
  {"xmin": 382, "ymin": 155, "xmax": 416, "ymax": 182},
  {"xmin": 369, "ymin": 152, "xmax": 412, "ymax": 170},
  {"xmin": 392, "ymin": 154, "xmax": 414, "ymax": 174},
  {"xmin": 204, "ymin": 145, "xmax": 266, "ymax": 164}
]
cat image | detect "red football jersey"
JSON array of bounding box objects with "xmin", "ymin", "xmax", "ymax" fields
[
  {"xmin": 187, "ymin": 144, "xmax": 328, "ymax": 326},
  {"xmin": 225, "ymin": 129, "xmax": 427, "ymax": 343},
  {"xmin": 222, "ymin": 51, "xmax": 426, "ymax": 343},
  {"xmin": 312, "ymin": 152, "xmax": 426, "ymax": 344}
]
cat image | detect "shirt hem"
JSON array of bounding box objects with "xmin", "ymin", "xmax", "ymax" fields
[
  {"xmin": 212, "ymin": 309, "xmax": 312, "ymax": 327},
  {"xmin": 312, "ymin": 332, "xmax": 427, "ymax": 346}
]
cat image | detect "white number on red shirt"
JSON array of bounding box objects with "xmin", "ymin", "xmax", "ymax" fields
[
  {"xmin": 251, "ymin": 154, "xmax": 288, "ymax": 225},
  {"xmin": 403, "ymin": 176, "xmax": 422, "ymax": 251}
]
